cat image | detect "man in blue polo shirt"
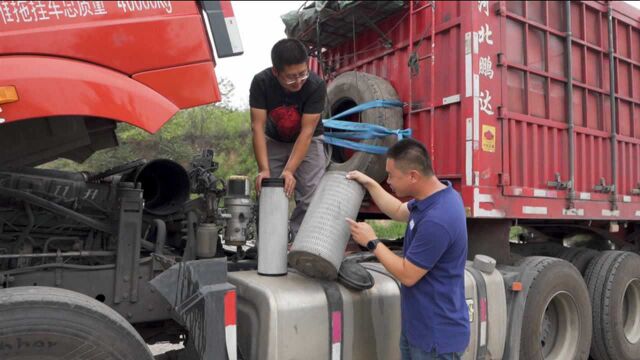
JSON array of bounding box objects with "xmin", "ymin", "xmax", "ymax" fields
[{"xmin": 346, "ymin": 138, "xmax": 469, "ymax": 360}]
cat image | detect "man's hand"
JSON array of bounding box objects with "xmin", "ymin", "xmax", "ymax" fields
[
  {"xmin": 346, "ymin": 218, "xmax": 377, "ymax": 247},
  {"xmin": 281, "ymin": 170, "xmax": 296, "ymax": 198},
  {"xmin": 346, "ymin": 171, "xmax": 375, "ymax": 188},
  {"xmin": 255, "ymin": 170, "xmax": 270, "ymax": 195}
]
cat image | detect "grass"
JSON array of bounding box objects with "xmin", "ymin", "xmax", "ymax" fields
[
  {"xmin": 367, "ymin": 220, "xmax": 407, "ymax": 240},
  {"xmin": 510, "ymin": 226, "xmax": 525, "ymax": 241},
  {"xmin": 367, "ymin": 222, "xmax": 525, "ymax": 242}
]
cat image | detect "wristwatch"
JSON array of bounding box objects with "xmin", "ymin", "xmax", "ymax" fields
[{"xmin": 366, "ymin": 239, "xmax": 380, "ymax": 251}]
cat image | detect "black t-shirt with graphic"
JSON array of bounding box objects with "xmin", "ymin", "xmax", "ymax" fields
[{"xmin": 249, "ymin": 67, "xmax": 326, "ymax": 143}]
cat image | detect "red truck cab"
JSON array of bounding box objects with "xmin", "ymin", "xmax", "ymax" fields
[
  {"xmin": 0, "ymin": 0, "xmax": 242, "ymax": 167},
  {"xmin": 0, "ymin": 3, "xmax": 243, "ymax": 360}
]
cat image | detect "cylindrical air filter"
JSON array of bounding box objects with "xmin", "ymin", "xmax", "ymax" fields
[
  {"xmin": 288, "ymin": 171, "xmax": 365, "ymax": 280},
  {"xmin": 223, "ymin": 176, "xmax": 253, "ymax": 246},
  {"xmin": 196, "ymin": 223, "xmax": 219, "ymax": 258},
  {"xmin": 257, "ymin": 178, "xmax": 289, "ymax": 276}
]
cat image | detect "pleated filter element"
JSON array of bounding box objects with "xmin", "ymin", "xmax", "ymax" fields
[
  {"xmin": 257, "ymin": 178, "xmax": 289, "ymax": 276},
  {"xmin": 288, "ymin": 171, "xmax": 365, "ymax": 280}
]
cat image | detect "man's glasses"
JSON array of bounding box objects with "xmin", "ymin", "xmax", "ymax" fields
[{"xmin": 281, "ymin": 70, "xmax": 310, "ymax": 85}]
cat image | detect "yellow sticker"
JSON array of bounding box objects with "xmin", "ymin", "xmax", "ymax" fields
[{"xmin": 482, "ymin": 125, "xmax": 496, "ymax": 152}]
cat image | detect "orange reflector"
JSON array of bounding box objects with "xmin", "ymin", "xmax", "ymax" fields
[
  {"xmin": 511, "ymin": 281, "xmax": 523, "ymax": 292},
  {"xmin": 0, "ymin": 86, "xmax": 18, "ymax": 105}
]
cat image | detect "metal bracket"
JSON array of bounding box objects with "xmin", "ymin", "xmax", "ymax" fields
[
  {"xmin": 55, "ymin": 250, "xmax": 63, "ymax": 287},
  {"xmin": 181, "ymin": 211, "xmax": 198, "ymax": 261},
  {"xmin": 496, "ymin": 52, "xmax": 505, "ymax": 67},
  {"xmin": 497, "ymin": 106, "xmax": 506, "ymax": 121},
  {"xmin": 498, "ymin": 172, "xmax": 510, "ymax": 186},
  {"xmin": 113, "ymin": 183, "xmax": 143, "ymax": 304},
  {"xmin": 547, "ymin": 173, "xmax": 570, "ymax": 190},
  {"xmin": 594, "ymin": 177, "xmax": 615, "ymax": 193}
]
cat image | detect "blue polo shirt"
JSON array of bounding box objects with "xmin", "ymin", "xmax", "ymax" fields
[{"xmin": 401, "ymin": 181, "xmax": 470, "ymax": 354}]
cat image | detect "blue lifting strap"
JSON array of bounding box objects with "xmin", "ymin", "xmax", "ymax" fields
[{"xmin": 322, "ymin": 100, "xmax": 411, "ymax": 155}]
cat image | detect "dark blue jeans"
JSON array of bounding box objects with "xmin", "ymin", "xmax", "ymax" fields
[{"xmin": 400, "ymin": 333, "xmax": 463, "ymax": 360}]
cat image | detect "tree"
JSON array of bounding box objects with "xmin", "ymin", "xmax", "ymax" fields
[
  {"xmin": 42, "ymin": 79, "xmax": 258, "ymax": 183},
  {"xmin": 215, "ymin": 77, "xmax": 237, "ymax": 111}
]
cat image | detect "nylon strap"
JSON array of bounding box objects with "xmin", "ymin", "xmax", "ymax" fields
[{"xmin": 322, "ymin": 99, "xmax": 411, "ymax": 155}]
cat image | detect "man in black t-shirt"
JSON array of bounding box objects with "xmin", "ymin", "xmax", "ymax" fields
[{"xmin": 249, "ymin": 38, "xmax": 327, "ymax": 240}]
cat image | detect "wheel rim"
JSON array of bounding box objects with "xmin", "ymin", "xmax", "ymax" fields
[
  {"xmin": 623, "ymin": 278, "xmax": 640, "ymax": 344},
  {"xmin": 539, "ymin": 291, "xmax": 580, "ymax": 359}
]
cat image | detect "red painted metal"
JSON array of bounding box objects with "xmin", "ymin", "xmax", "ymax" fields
[
  {"xmin": 132, "ymin": 61, "xmax": 221, "ymax": 110},
  {"xmin": 0, "ymin": 0, "xmax": 222, "ymax": 133},
  {"xmin": 312, "ymin": 1, "xmax": 640, "ymax": 222},
  {"xmin": 408, "ymin": 1, "xmax": 436, "ymax": 168},
  {"xmin": 0, "ymin": 2, "xmax": 212, "ymax": 75},
  {"xmin": 1, "ymin": 56, "xmax": 179, "ymax": 133}
]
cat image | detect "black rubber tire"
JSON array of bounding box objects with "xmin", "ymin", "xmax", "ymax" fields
[
  {"xmin": 584, "ymin": 251, "xmax": 640, "ymax": 360},
  {"xmin": 620, "ymin": 243, "xmax": 638, "ymax": 252},
  {"xmin": 324, "ymin": 71, "xmax": 403, "ymax": 182},
  {"xmin": 621, "ymin": 231, "xmax": 640, "ymax": 253},
  {"xmin": 556, "ymin": 247, "xmax": 600, "ymax": 275},
  {"xmin": 0, "ymin": 286, "xmax": 153, "ymax": 360},
  {"xmin": 518, "ymin": 257, "xmax": 592, "ymax": 360}
]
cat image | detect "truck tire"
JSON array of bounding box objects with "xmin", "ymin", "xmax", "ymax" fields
[
  {"xmin": 324, "ymin": 71, "xmax": 402, "ymax": 182},
  {"xmin": 556, "ymin": 247, "xmax": 599, "ymax": 275},
  {"xmin": 0, "ymin": 286, "xmax": 153, "ymax": 360},
  {"xmin": 584, "ymin": 251, "xmax": 640, "ymax": 360},
  {"xmin": 518, "ymin": 257, "xmax": 592, "ymax": 360}
]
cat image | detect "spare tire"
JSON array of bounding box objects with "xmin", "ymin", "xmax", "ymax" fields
[
  {"xmin": 0, "ymin": 286, "xmax": 153, "ymax": 360},
  {"xmin": 585, "ymin": 251, "xmax": 640, "ymax": 360},
  {"xmin": 324, "ymin": 71, "xmax": 403, "ymax": 182},
  {"xmin": 517, "ymin": 257, "xmax": 592, "ymax": 360}
]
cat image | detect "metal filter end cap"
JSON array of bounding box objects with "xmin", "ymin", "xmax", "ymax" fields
[{"xmin": 288, "ymin": 250, "xmax": 338, "ymax": 280}]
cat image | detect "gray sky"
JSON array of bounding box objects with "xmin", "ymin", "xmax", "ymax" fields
[
  {"xmin": 215, "ymin": 1, "xmax": 303, "ymax": 109},
  {"xmin": 216, "ymin": 1, "xmax": 640, "ymax": 110}
]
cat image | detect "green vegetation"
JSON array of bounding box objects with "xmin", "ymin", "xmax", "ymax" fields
[
  {"xmin": 42, "ymin": 78, "xmax": 256, "ymax": 182},
  {"xmin": 41, "ymin": 105, "xmax": 257, "ymax": 183},
  {"xmin": 367, "ymin": 220, "xmax": 407, "ymax": 240},
  {"xmin": 510, "ymin": 226, "xmax": 525, "ymax": 241}
]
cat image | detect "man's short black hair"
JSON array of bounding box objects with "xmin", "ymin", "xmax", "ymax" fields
[
  {"xmin": 271, "ymin": 39, "xmax": 308, "ymax": 72},
  {"xmin": 387, "ymin": 138, "xmax": 434, "ymax": 176}
]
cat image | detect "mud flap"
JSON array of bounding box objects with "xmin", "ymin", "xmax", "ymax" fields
[{"xmin": 150, "ymin": 258, "xmax": 236, "ymax": 360}]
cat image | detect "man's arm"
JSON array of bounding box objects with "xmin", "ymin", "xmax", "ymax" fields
[
  {"xmin": 281, "ymin": 78, "xmax": 327, "ymax": 196},
  {"xmin": 346, "ymin": 171, "xmax": 410, "ymax": 222},
  {"xmin": 280, "ymin": 113, "xmax": 320, "ymax": 197},
  {"xmin": 346, "ymin": 218, "xmax": 427, "ymax": 287},
  {"xmin": 373, "ymin": 243, "xmax": 428, "ymax": 287},
  {"xmin": 250, "ymin": 108, "xmax": 270, "ymax": 194}
]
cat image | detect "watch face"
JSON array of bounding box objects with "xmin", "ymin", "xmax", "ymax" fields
[{"xmin": 367, "ymin": 240, "xmax": 378, "ymax": 251}]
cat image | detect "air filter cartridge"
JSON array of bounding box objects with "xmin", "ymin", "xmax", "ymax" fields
[
  {"xmin": 288, "ymin": 171, "xmax": 365, "ymax": 280},
  {"xmin": 257, "ymin": 178, "xmax": 289, "ymax": 276}
]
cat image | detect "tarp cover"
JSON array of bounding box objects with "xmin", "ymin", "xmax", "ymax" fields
[{"xmin": 281, "ymin": 1, "xmax": 406, "ymax": 49}]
